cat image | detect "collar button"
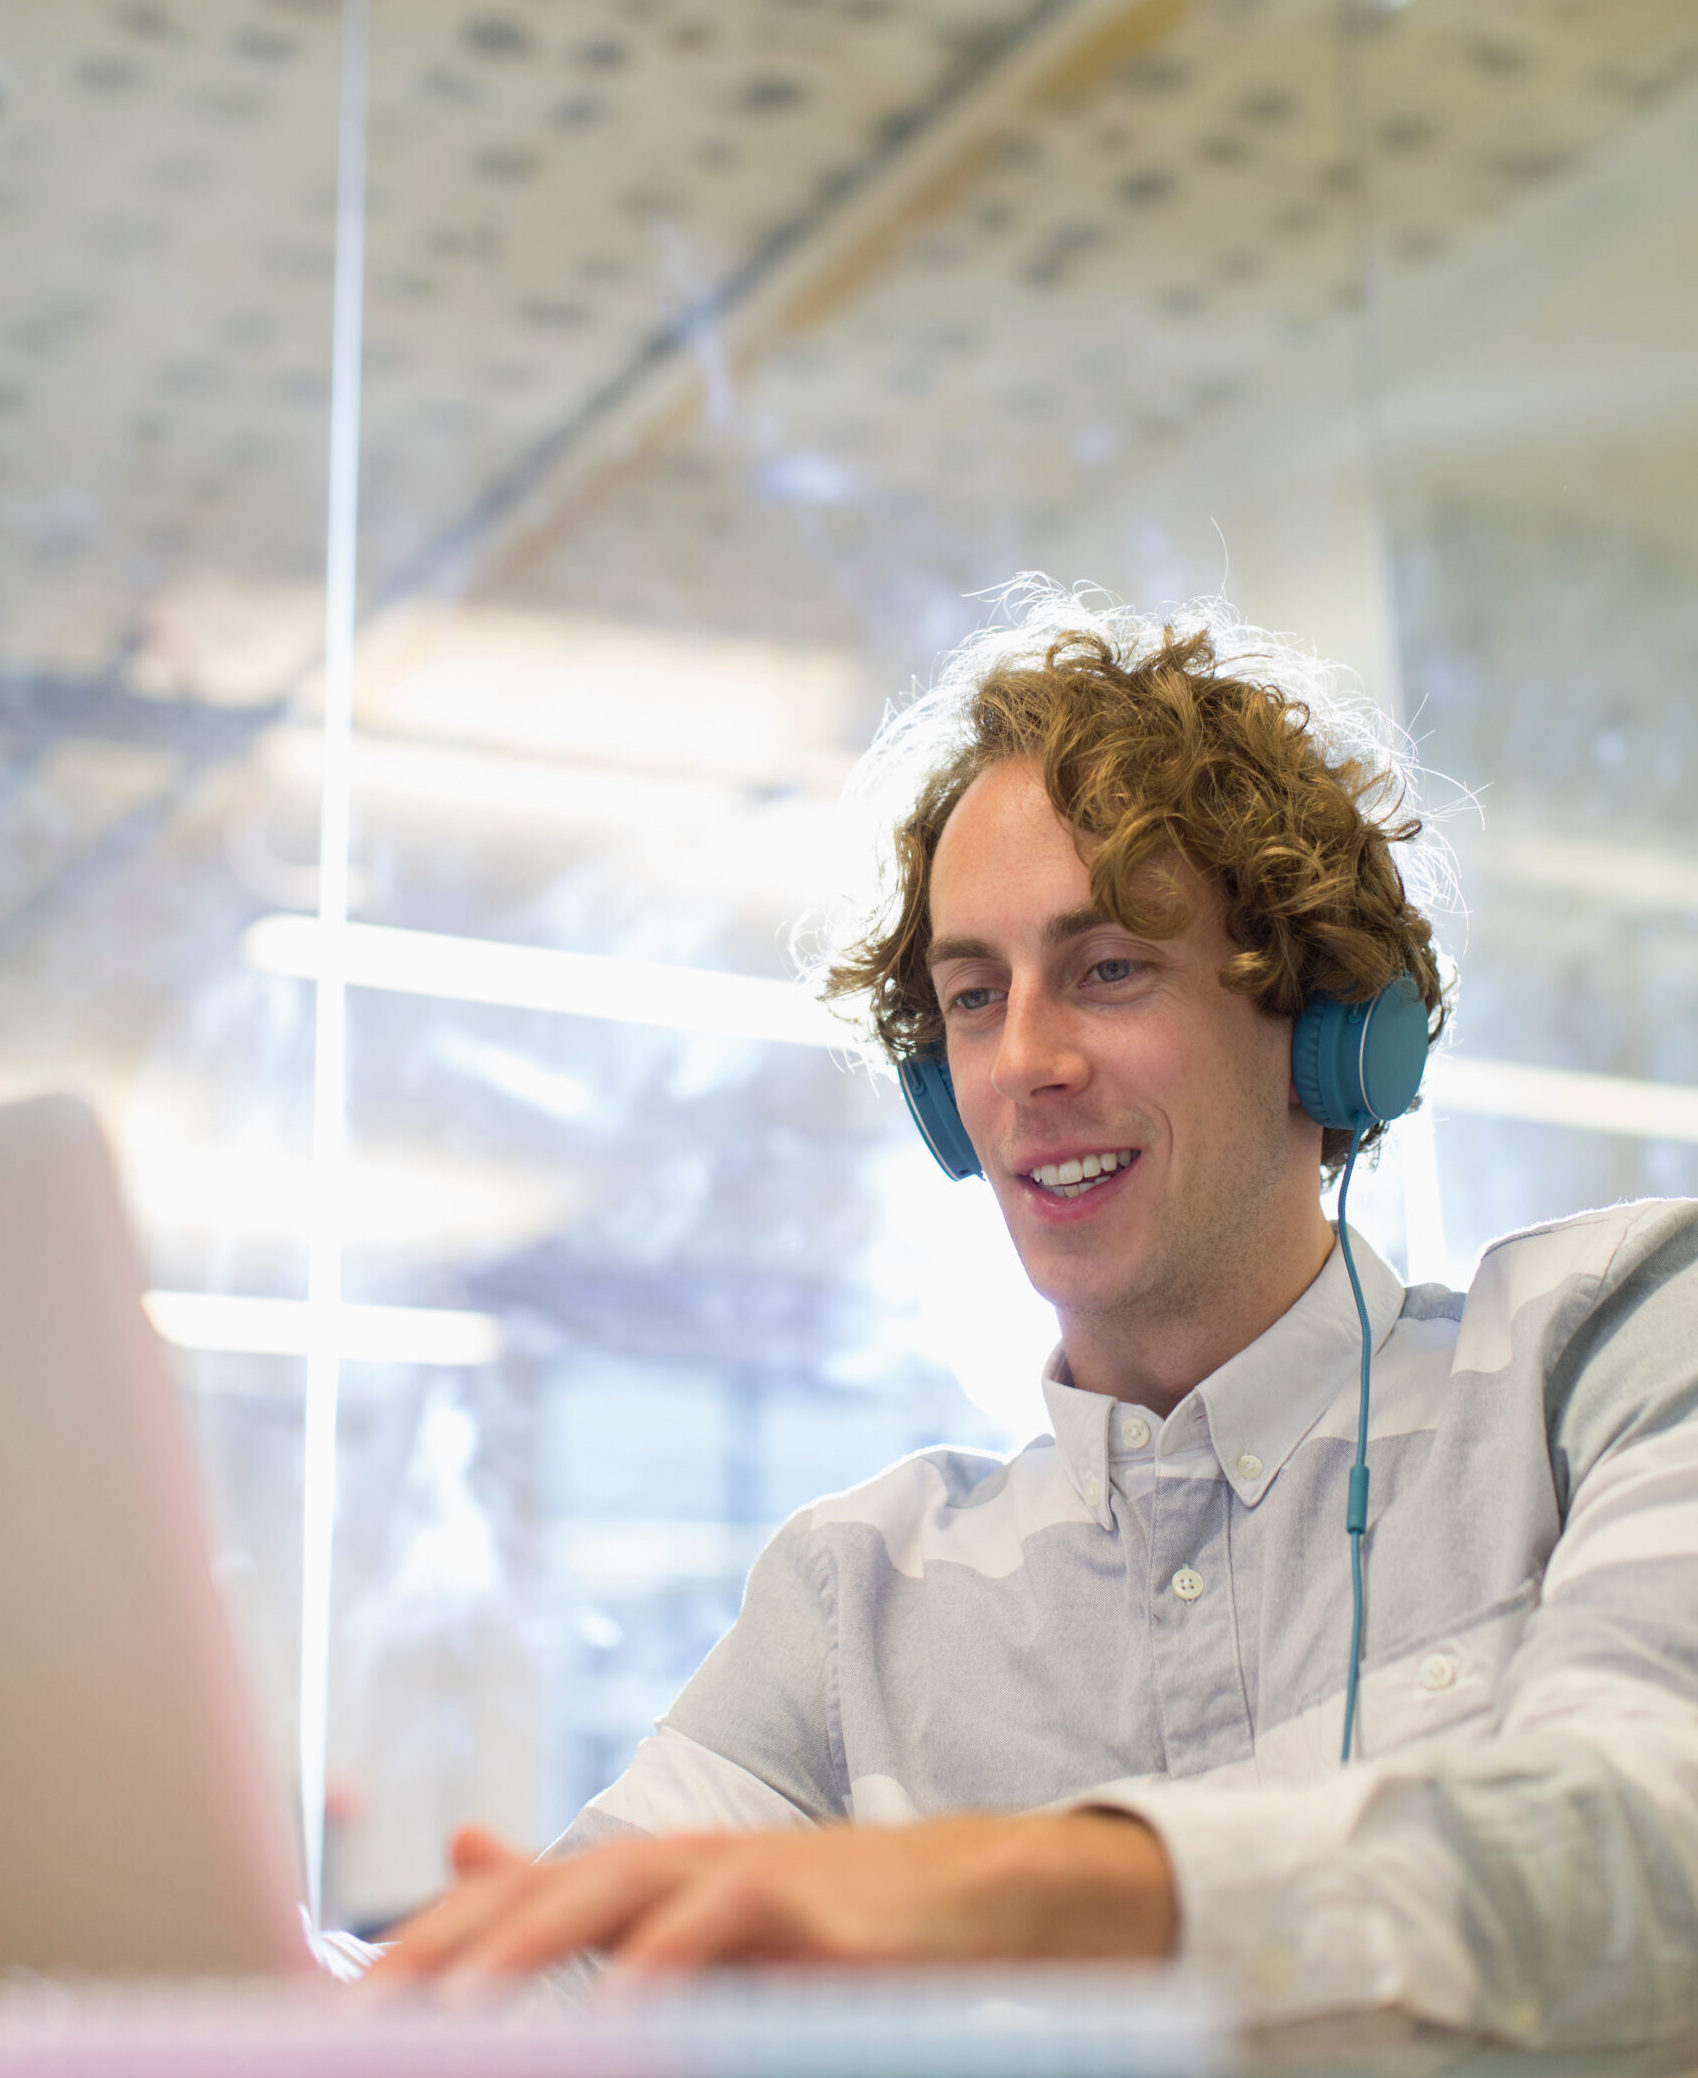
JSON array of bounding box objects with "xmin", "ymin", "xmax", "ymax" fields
[{"xmin": 1236, "ymin": 1452, "xmax": 1265, "ymax": 1482}]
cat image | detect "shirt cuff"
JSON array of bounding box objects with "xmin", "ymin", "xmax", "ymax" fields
[{"xmin": 1073, "ymin": 1769, "xmax": 1472, "ymax": 2032}]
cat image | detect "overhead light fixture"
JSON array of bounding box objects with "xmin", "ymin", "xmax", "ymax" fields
[
  {"xmin": 1427, "ymin": 1056, "xmax": 1698, "ymax": 1145},
  {"xmin": 240, "ymin": 914, "xmax": 1698, "ymax": 1142},
  {"xmin": 1480, "ymin": 829, "xmax": 1698, "ymax": 917},
  {"xmin": 143, "ymin": 1291, "xmax": 504, "ymax": 1367},
  {"xmin": 240, "ymin": 913, "xmax": 848, "ymax": 1050}
]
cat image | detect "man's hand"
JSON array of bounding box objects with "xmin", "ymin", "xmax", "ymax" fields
[{"xmin": 366, "ymin": 1810, "xmax": 1176, "ymax": 1990}]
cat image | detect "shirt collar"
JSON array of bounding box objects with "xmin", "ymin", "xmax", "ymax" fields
[
  {"xmin": 1040, "ymin": 1225, "xmax": 1406, "ymax": 1518},
  {"xmin": 1041, "ymin": 1360, "xmax": 1118, "ymax": 1527}
]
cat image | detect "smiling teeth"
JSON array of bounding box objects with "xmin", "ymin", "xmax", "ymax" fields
[{"xmin": 1030, "ymin": 1149, "xmax": 1134, "ymax": 1196}]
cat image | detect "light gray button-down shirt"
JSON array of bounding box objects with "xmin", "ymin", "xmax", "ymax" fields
[{"xmin": 551, "ymin": 1200, "xmax": 1698, "ymax": 2048}]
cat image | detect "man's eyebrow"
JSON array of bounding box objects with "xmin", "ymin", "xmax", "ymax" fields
[
  {"xmin": 925, "ymin": 934, "xmax": 993, "ymax": 969},
  {"xmin": 1042, "ymin": 906, "xmax": 1112, "ymax": 948},
  {"xmin": 926, "ymin": 908, "xmax": 1112, "ymax": 968}
]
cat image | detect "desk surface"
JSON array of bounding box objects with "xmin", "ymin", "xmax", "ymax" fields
[
  {"xmin": 2, "ymin": 1969, "xmax": 1203, "ymax": 2078},
  {"xmin": 0, "ymin": 1973, "xmax": 1694, "ymax": 2078}
]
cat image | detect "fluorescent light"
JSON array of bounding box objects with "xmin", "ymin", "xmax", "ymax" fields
[
  {"xmin": 241, "ymin": 913, "xmax": 847, "ymax": 1050},
  {"xmin": 241, "ymin": 914, "xmax": 1698, "ymax": 1140},
  {"xmin": 143, "ymin": 1291, "xmax": 504, "ymax": 1367},
  {"xmin": 1480, "ymin": 830, "xmax": 1698, "ymax": 916},
  {"xmin": 1427, "ymin": 1057, "xmax": 1698, "ymax": 1144}
]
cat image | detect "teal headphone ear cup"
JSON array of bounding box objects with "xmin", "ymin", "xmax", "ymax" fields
[
  {"xmin": 898, "ymin": 1051, "xmax": 982, "ymax": 1180},
  {"xmin": 1292, "ymin": 973, "xmax": 1429, "ymax": 1130},
  {"xmin": 1292, "ymin": 995, "xmax": 1363, "ymax": 1129},
  {"xmin": 1290, "ymin": 999, "xmax": 1336, "ymax": 1127},
  {"xmin": 1358, "ymin": 971, "xmax": 1430, "ymax": 1121}
]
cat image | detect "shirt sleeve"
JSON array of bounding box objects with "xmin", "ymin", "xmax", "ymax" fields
[
  {"xmin": 1086, "ymin": 1203, "xmax": 1698, "ymax": 2049},
  {"xmin": 543, "ymin": 1508, "xmax": 843, "ymax": 1856}
]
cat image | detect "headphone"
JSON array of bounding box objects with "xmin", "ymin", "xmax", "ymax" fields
[
  {"xmin": 897, "ymin": 972, "xmax": 1431, "ymax": 1763},
  {"xmin": 897, "ymin": 973, "xmax": 1429, "ymax": 1178}
]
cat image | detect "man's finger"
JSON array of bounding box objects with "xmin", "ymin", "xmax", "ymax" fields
[
  {"xmin": 613, "ymin": 1862, "xmax": 804, "ymax": 1973},
  {"xmin": 451, "ymin": 1825, "xmax": 528, "ymax": 1879},
  {"xmin": 441, "ymin": 1841, "xmax": 708, "ymax": 1983},
  {"xmin": 366, "ymin": 1865, "xmax": 541, "ymax": 1981}
]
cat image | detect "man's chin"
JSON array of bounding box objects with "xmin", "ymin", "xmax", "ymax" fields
[{"xmin": 1008, "ymin": 1225, "xmax": 1160, "ymax": 1319}]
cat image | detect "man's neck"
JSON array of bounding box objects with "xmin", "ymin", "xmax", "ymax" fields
[{"xmin": 1055, "ymin": 1218, "xmax": 1336, "ymax": 1419}]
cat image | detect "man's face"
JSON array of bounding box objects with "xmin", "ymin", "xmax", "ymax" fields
[{"xmin": 926, "ymin": 757, "xmax": 1319, "ymax": 1331}]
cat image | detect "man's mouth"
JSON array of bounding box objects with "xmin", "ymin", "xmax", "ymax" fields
[{"xmin": 1024, "ymin": 1148, "xmax": 1137, "ymax": 1200}]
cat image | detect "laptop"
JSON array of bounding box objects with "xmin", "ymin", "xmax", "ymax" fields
[
  {"xmin": 0, "ymin": 1093, "xmax": 1236, "ymax": 2076},
  {"xmin": 0, "ymin": 1093, "xmax": 310, "ymax": 1978}
]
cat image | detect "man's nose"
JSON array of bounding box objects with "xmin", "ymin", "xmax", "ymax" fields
[{"xmin": 991, "ymin": 983, "xmax": 1089, "ymax": 1104}]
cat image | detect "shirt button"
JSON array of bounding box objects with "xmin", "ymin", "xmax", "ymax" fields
[
  {"xmin": 1236, "ymin": 1452, "xmax": 1264, "ymax": 1482},
  {"xmin": 1120, "ymin": 1415, "xmax": 1151, "ymax": 1449},
  {"xmin": 1419, "ymin": 1652, "xmax": 1456, "ymax": 1691},
  {"xmin": 1171, "ymin": 1567, "xmax": 1205, "ymax": 1602},
  {"xmin": 1084, "ymin": 1475, "xmax": 1102, "ymax": 1507}
]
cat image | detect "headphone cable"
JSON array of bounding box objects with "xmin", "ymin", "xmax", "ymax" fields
[{"xmin": 1337, "ymin": 1115, "xmax": 1373, "ymax": 1763}]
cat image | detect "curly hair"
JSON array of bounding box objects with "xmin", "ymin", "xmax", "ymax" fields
[{"xmin": 816, "ymin": 582, "xmax": 1450, "ymax": 1177}]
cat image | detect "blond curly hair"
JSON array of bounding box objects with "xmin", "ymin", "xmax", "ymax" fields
[{"xmin": 817, "ymin": 582, "xmax": 1450, "ymax": 1175}]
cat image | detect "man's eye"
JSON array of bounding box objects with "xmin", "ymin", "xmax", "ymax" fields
[
  {"xmin": 950, "ymin": 986, "xmax": 996, "ymax": 1013},
  {"xmin": 1091, "ymin": 957, "xmax": 1138, "ymax": 984}
]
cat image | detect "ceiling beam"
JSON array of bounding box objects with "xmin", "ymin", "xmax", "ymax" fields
[{"xmin": 374, "ymin": 0, "xmax": 1190, "ymax": 608}]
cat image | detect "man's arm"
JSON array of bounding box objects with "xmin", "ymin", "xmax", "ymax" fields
[
  {"xmin": 1087, "ymin": 1204, "xmax": 1698, "ymax": 2049},
  {"xmin": 370, "ymin": 1498, "xmax": 1179, "ymax": 1987},
  {"xmin": 368, "ymin": 1808, "xmax": 1175, "ymax": 1984}
]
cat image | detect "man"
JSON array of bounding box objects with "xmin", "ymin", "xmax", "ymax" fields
[{"xmin": 373, "ymin": 590, "xmax": 1698, "ymax": 2045}]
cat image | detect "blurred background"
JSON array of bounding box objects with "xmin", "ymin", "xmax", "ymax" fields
[{"xmin": 2, "ymin": 0, "xmax": 1695, "ymax": 1933}]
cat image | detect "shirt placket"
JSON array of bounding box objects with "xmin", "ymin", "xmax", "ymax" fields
[{"xmin": 1145, "ymin": 1412, "xmax": 1254, "ymax": 1777}]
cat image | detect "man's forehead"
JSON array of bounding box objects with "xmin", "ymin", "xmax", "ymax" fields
[
  {"xmin": 927, "ymin": 761, "xmax": 1208, "ymax": 953},
  {"xmin": 930, "ymin": 761, "xmax": 1089, "ymax": 896}
]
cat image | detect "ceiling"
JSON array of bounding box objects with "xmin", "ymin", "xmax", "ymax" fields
[{"xmin": 3, "ymin": 0, "xmax": 1695, "ymax": 698}]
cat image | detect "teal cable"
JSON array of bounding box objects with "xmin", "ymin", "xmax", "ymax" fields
[{"xmin": 1336, "ymin": 1116, "xmax": 1373, "ymax": 1763}]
